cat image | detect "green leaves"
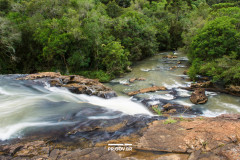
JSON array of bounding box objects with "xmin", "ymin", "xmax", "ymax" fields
[
  {"xmin": 113, "ymin": 11, "xmax": 157, "ymax": 60},
  {"xmin": 99, "ymin": 41, "xmax": 130, "ymax": 75},
  {"xmin": 187, "ymin": 5, "xmax": 240, "ymax": 85}
]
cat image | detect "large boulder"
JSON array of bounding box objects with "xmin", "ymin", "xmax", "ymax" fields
[
  {"xmin": 190, "ymin": 88, "xmax": 208, "ymax": 104},
  {"xmin": 17, "ymin": 72, "xmax": 117, "ymax": 99}
]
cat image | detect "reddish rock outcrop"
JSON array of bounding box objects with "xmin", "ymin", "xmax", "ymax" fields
[
  {"xmin": 129, "ymin": 77, "xmax": 146, "ymax": 83},
  {"xmin": 135, "ymin": 115, "xmax": 240, "ymax": 159},
  {"xmin": 127, "ymin": 86, "xmax": 167, "ymax": 96},
  {"xmin": 17, "ymin": 72, "xmax": 117, "ymax": 99},
  {"xmin": 190, "ymin": 88, "xmax": 208, "ymax": 104},
  {"xmin": 2, "ymin": 115, "xmax": 240, "ymax": 160}
]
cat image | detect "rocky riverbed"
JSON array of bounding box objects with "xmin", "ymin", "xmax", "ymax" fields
[
  {"xmin": 1, "ymin": 114, "xmax": 240, "ymax": 160},
  {"xmin": 1, "ymin": 52, "xmax": 240, "ymax": 160}
]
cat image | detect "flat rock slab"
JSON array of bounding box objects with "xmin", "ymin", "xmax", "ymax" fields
[
  {"xmin": 127, "ymin": 86, "xmax": 167, "ymax": 96},
  {"xmin": 136, "ymin": 116, "xmax": 240, "ymax": 159}
]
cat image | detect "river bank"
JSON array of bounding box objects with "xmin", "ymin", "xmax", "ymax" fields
[{"xmin": 0, "ymin": 52, "xmax": 240, "ymax": 160}]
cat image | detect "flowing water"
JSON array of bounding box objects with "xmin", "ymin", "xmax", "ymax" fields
[
  {"xmin": 0, "ymin": 52, "xmax": 239, "ymax": 141},
  {"xmin": 107, "ymin": 52, "xmax": 240, "ymax": 117}
]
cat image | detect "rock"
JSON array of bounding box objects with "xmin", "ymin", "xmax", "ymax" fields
[
  {"xmin": 181, "ymin": 81, "xmax": 240, "ymax": 97},
  {"xmin": 163, "ymin": 103, "xmax": 172, "ymax": 109},
  {"xmin": 170, "ymin": 66, "xmax": 177, "ymax": 70},
  {"xmin": 162, "ymin": 103, "xmax": 202, "ymax": 115},
  {"xmin": 129, "ymin": 77, "xmax": 146, "ymax": 83},
  {"xmin": 127, "ymin": 86, "xmax": 167, "ymax": 96},
  {"xmin": 129, "ymin": 78, "xmax": 136, "ymax": 83},
  {"xmin": 190, "ymin": 88, "xmax": 208, "ymax": 104},
  {"xmin": 126, "ymin": 66, "xmax": 132, "ymax": 72},
  {"xmin": 226, "ymin": 85, "xmax": 240, "ymax": 95},
  {"xmin": 164, "ymin": 55, "xmax": 178, "ymax": 59},
  {"xmin": 17, "ymin": 72, "xmax": 117, "ymax": 99},
  {"xmin": 191, "ymin": 81, "xmax": 213, "ymax": 88},
  {"xmin": 183, "ymin": 70, "xmax": 188, "ymax": 75},
  {"xmin": 177, "ymin": 61, "xmax": 181, "ymax": 64},
  {"xmin": 137, "ymin": 77, "xmax": 146, "ymax": 81},
  {"xmin": 2, "ymin": 115, "xmax": 240, "ymax": 160},
  {"xmin": 17, "ymin": 72, "xmax": 61, "ymax": 80},
  {"xmin": 217, "ymin": 114, "xmax": 240, "ymax": 120},
  {"xmin": 136, "ymin": 116, "xmax": 240, "ymax": 159}
]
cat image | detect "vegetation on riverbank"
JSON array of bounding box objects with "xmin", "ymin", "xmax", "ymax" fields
[{"xmin": 0, "ymin": 0, "xmax": 239, "ymax": 83}]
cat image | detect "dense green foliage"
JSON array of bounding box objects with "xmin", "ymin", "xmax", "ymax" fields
[
  {"xmin": 185, "ymin": 2, "xmax": 240, "ymax": 85},
  {"xmin": 0, "ymin": 0, "xmax": 239, "ymax": 84}
]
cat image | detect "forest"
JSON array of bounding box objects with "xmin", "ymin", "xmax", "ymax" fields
[{"xmin": 0, "ymin": 0, "xmax": 239, "ymax": 84}]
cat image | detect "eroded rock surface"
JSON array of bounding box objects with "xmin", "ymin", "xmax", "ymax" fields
[
  {"xmin": 127, "ymin": 86, "xmax": 167, "ymax": 96},
  {"xmin": 136, "ymin": 115, "xmax": 240, "ymax": 159},
  {"xmin": 17, "ymin": 72, "xmax": 117, "ymax": 99},
  {"xmin": 1, "ymin": 115, "xmax": 240, "ymax": 160}
]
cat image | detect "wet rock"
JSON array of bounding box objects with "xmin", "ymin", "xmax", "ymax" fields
[
  {"xmin": 190, "ymin": 88, "xmax": 208, "ymax": 104},
  {"xmin": 182, "ymin": 81, "xmax": 240, "ymax": 97},
  {"xmin": 164, "ymin": 55, "xmax": 178, "ymax": 59},
  {"xmin": 170, "ymin": 66, "xmax": 177, "ymax": 70},
  {"xmin": 129, "ymin": 78, "xmax": 136, "ymax": 83},
  {"xmin": 226, "ymin": 85, "xmax": 240, "ymax": 95},
  {"xmin": 17, "ymin": 72, "xmax": 117, "ymax": 99},
  {"xmin": 129, "ymin": 77, "xmax": 146, "ymax": 83},
  {"xmin": 127, "ymin": 86, "xmax": 167, "ymax": 96},
  {"xmin": 17, "ymin": 72, "xmax": 61, "ymax": 80},
  {"xmin": 2, "ymin": 115, "xmax": 240, "ymax": 160},
  {"xmin": 162, "ymin": 103, "xmax": 202, "ymax": 115},
  {"xmin": 191, "ymin": 81, "xmax": 213, "ymax": 88}
]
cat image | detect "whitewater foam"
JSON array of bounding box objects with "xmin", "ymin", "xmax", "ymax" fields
[{"xmin": 0, "ymin": 122, "xmax": 73, "ymax": 141}]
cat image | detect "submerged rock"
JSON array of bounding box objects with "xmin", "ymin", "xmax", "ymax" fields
[
  {"xmin": 190, "ymin": 88, "xmax": 208, "ymax": 104},
  {"xmin": 17, "ymin": 72, "xmax": 117, "ymax": 99},
  {"xmin": 127, "ymin": 86, "xmax": 167, "ymax": 96}
]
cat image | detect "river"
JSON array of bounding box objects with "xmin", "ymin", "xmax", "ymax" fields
[{"xmin": 0, "ymin": 52, "xmax": 239, "ymax": 141}]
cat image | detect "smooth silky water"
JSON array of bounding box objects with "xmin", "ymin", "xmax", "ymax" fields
[
  {"xmin": 0, "ymin": 52, "xmax": 239, "ymax": 141},
  {"xmin": 0, "ymin": 75, "xmax": 152, "ymax": 141}
]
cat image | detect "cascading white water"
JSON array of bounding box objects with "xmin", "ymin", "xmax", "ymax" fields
[
  {"xmin": 0, "ymin": 75, "xmax": 152, "ymax": 141},
  {"xmin": 1, "ymin": 52, "xmax": 240, "ymax": 141}
]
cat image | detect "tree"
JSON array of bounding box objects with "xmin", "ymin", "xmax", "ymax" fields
[
  {"xmin": 189, "ymin": 17, "xmax": 240, "ymax": 61},
  {"xmin": 113, "ymin": 11, "xmax": 157, "ymax": 60},
  {"xmin": 0, "ymin": 17, "xmax": 21, "ymax": 73},
  {"xmin": 99, "ymin": 41, "xmax": 130, "ymax": 75}
]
